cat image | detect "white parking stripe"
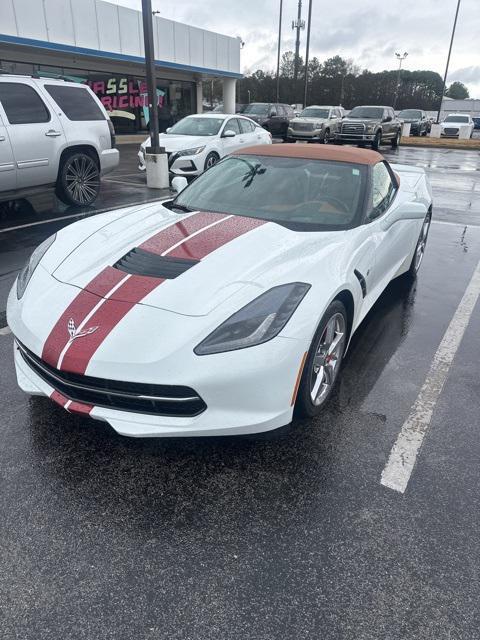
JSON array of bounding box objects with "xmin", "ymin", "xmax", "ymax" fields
[{"xmin": 381, "ymin": 258, "xmax": 480, "ymax": 493}]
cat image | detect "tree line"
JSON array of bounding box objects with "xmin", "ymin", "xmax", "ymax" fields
[{"xmin": 206, "ymin": 53, "xmax": 469, "ymax": 110}]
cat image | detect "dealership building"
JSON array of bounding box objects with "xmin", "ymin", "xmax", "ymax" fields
[{"xmin": 0, "ymin": 0, "xmax": 242, "ymax": 134}]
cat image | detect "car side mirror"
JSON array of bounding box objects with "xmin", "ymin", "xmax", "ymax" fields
[
  {"xmin": 165, "ymin": 127, "xmax": 171, "ymax": 133},
  {"xmin": 383, "ymin": 116, "xmax": 392, "ymax": 122},
  {"xmin": 380, "ymin": 201, "xmax": 428, "ymax": 230},
  {"xmin": 269, "ymin": 110, "xmax": 277, "ymax": 117},
  {"xmin": 222, "ymin": 129, "xmax": 236, "ymax": 138},
  {"xmin": 171, "ymin": 176, "xmax": 188, "ymax": 193}
]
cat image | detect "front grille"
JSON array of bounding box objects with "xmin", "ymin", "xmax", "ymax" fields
[
  {"xmin": 114, "ymin": 247, "xmax": 199, "ymax": 279},
  {"xmin": 443, "ymin": 127, "xmax": 459, "ymax": 135},
  {"xmin": 341, "ymin": 123, "xmax": 365, "ymax": 134},
  {"xmin": 292, "ymin": 122, "xmax": 314, "ymax": 132},
  {"xmin": 17, "ymin": 341, "xmax": 207, "ymax": 417}
]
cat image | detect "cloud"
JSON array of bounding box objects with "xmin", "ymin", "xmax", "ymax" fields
[{"xmin": 110, "ymin": 0, "xmax": 480, "ymax": 97}]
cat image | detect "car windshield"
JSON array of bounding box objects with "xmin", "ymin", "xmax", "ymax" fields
[
  {"xmin": 243, "ymin": 104, "xmax": 269, "ymax": 115},
  {"xmin": 348, "ymin": 107, "xmax": 384, "ymax": 119},
  {"xmin": 299, "ymin": 108, "xmax": 330, "ymax": 119},
  {"xmin": 167, "ymin": 117, "xmax": 224, "ymax": 136},
  {"xmin": 399, "ymin": 110, "xmax": 422, "ymax": 119},
  {"xmin": 444, "ymin": 115, "xmax": 469, "ymax": 123},
  {"xmin": 173, "ymin": 155, "xmax": 367, "ymax": 231}
]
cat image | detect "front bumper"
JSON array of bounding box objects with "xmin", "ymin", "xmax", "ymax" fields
[
  {"xmin": 138, "ymin": 148, "xmax": 202, "ymax": 176},
  {"xmin": 100, "ymin": 148, "xmax": 120, "ymax": 175},
  {"xmin": 334, "ymin": 133, "xmax": 375, "ymax": 143},
  {"xmin": 13, "ymin": 338, "xmax": 299, "ymax": 437}
]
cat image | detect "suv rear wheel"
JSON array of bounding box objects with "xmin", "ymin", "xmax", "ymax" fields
[{"xmin": 56, "ymin": 152, "xmax": 100, "ymax": 206}]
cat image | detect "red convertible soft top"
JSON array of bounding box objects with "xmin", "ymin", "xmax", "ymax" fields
[{"xmin": 235, "ymin": 143, "xmax": 383, "ymax": 165}]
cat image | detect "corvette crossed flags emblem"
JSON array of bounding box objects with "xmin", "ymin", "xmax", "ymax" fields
[{"xmin": 67, "ymin": 318, "xmax": 99, "ymax": 342}]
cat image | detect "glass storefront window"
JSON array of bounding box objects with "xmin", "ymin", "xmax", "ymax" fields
[{"xmin": 0, "ymin": 59, "xmax": 196, "ymax": 135}]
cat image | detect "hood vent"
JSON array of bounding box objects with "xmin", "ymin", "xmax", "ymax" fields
[{"xmin": 114, "ymin": 247, "xmax": 199, "ymax": 279}]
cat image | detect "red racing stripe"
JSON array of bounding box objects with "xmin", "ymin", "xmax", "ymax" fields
[
  {"xmin": 58, "ymin": 274, "xmax": 161, "ymax": 374},
  {"xmin": 51, "ymin": 390, "xmax": 69, "ymax": 407},
  {"xmin": 166, "ymin": 216, "xmax": 266, "ymax": 260},
  {"xmin": 68, "ymin": 401, "xmax": 94, "ymax": 416},
  {"xmin": 140, "ymin": 211, "xmax": 226, "ymax": 255},
  {"xmin": 42, "ymin": 267, "xmax": 127, "ymax": 368}
]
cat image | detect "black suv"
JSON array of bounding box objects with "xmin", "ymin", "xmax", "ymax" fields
[
  {"xmin": 242, "ymin": 103, "xmax": 295, "ymax": 139},
  {"xmin": 398, "ymin": 109, "xmax": 430, "ymax": 136},
  {"xmin": 335, "ymin": 105, "xmax": 402, "ymax": 150}
]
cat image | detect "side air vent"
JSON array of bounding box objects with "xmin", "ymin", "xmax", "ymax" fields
[
  {"xmin": 354, "ymin": 269, "xmax": 367, "ymax": 298},
  {"xmin": 114, "ymin": 247, "xmax": 199, "ymax": 279}
]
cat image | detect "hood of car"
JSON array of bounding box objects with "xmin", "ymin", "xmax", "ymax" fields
[
  {"xmin": 141, "ymin": 134, "xmax": 211, "ymax": 152},
  {"xmin": 342, "ymin": 117, "xmax": 379, "ymax": 124},
  {"xmin": 290, "ymin": 117, "xmax": 327, "ymax": 125},
  {"xmin": 50, "ymin": 205, "xmax": 342, "ymax": 317}
]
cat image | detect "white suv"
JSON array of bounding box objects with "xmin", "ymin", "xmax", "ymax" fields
[{"xmin": 0, "ymin": 75, "xmax": 119, "ymax": 207}]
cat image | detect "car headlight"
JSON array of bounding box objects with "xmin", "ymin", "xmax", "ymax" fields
[
  {"xmin": 177, "ymin": 146, "xmax": 206, "ymax": 157},
  {"xmin": 194, "ymin": 282, "xmax": 310, "ymax": 355},
  {"xmin": 365, "ymin": 125, "xmax": 375, "ymax": 133},
  {"xmin": 16, "ymin": 234, "xmax": 56, "ymax": 299}
]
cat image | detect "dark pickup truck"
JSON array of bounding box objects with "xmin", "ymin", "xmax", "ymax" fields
[{"xmin": 335, "ymin": 105, "xmax": 402, "ymax": 150}]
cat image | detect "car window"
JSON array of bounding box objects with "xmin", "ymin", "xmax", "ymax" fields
[
  {"xmin": 174, "ymin": 155, "xmax": 367, "ymax": 231},
  {"xmin": 167, "ymin": 117, "xmax": 224, "ymax": 136},
  {"xmin": 371, "ymin": 162, "xmax": 396, "ymax": 216},
  {"xmin": 239, "ymin": 118, "xmax": 255, "ymax": 133},
  {"xmin": 274, "ymin": 105, "xmax": 283, "ymax": 116},
  {"xmin": 348, "ymin": 106, "xmax": 384, "ymax": 119},
  {"xmin": 243, "ymin": 104, "xmax": 269, "ymax": 116},
  {"xmin": 225, "ymin": 118, "xmax": 241, "ymax": 134},
  {"xmin": 45, "ymin": 85, "xmax": 105, "ymax": 121},
  {"xmin": 0, "ymin": 82, "xmax": 50, "ymax": 124}
]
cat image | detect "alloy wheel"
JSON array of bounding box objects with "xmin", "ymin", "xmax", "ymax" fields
[
  {"xmin": 65, "ymin": 156, "xmax": 99, "ymax": 205},
  {"xmin": 310, "ymin": 313, "xmax": 346, "ymax": 406},
  {"xmin": 414, "ymin": 215, "xmax": 431, "ymax": 272}
]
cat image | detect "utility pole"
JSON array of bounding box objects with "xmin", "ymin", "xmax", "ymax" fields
[
  {"xmin": 141, "ymin": 0, "xmax": 168, "ymax": 188},
  {"xmin": 437, "ymin": 0, "xmax": 461, "ymax": 123},
  {"xmin": 393, "ymin": 51, "xmax": 408, "ymax": 110},
  {"xmin": 303, "ymin": 0, "xmax": 313, "ymax": 108},
  {"xmin": 275, "ymin": 0, "xmax": 283, "ymax": 103},
  {"xmin": 292, "ymin": 0, "xmax": 305, "ymax": 88}
]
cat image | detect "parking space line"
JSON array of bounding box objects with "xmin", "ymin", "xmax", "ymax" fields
[
  {"xmin": 0, "ymin": 326, "xmax": 11, "ymax": 336},
  {"xmin": 381, "ymin": 257, "xmax": 480, "ymax": 494}
]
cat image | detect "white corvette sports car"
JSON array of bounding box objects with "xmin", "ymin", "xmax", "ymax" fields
[{"xmin": 8, "ymin": 145, "xmax": 432, "ymax": 438}]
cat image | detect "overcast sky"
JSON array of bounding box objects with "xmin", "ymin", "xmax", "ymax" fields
[{"xmin": 110, "ymin": 0, "xmax": 480, "ymax": 98}]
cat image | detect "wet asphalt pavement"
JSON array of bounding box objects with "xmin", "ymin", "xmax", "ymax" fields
[{"xmin": 1, "ymin": 144, "xmax": 480, "ymax": 639}]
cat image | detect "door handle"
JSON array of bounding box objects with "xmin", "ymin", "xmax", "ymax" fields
[
  {"xmin": 239, "ymin": 138, "xmax": 245, "ymax": 143},
  {"xmin": 0, "ymin": 136, "xmax": 5, "ymax": 141},
  {"xmin": 45, "ymin": 130, "xmax": 62, "ymax": 137}
]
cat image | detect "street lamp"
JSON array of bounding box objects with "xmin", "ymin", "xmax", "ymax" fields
[
  {"xmin": 437, "ymin": 0, "xmax": 462, "ymax": 123},
  {"xmin": 393, "ymin": 51, "xmax": 408, "ymax": 109}
]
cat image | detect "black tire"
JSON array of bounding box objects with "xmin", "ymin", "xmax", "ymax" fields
[
  {"xmin": 204, "ymin": 152, "xmax": 220, "ymax": 171},
  {"xmin": 391, "ymin": 130, "xmax": 401, "ymax": 148},
  {"xmin": 294, "ymin": 300, "xmax": 348, "ymax": 419},
  {"xmin": 371, "ymin": 131, "xmax": 381, "ymax": 150},
  {"xmin": 56, "ymin": 152, "xmax": 100, "ymax": 206},
  {"xmin": 406, "ymin": 211, "xmax": 431, "ymax": 278},
  {"xmin": 282, "ymin": 125, "xmax": 289, "ymax": 142},
  {"xmin": 322, "ymin": 128, "xmax": 330, "ymax": 144}
]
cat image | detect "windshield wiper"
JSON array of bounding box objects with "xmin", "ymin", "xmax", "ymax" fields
[{"xmin": 163, "ymin": 200, "xmax": 193, "ymax": 213}]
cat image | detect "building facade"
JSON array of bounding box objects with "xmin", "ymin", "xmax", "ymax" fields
[{"xmin": 0, "ymin": 0, "xmax": 242, "ymax": 134}]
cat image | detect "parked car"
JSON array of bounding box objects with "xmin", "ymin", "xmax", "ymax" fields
[
  {"xmin": 8, "ymin": 145, "xmax": 432, "ymax": 438},
  {"xmin": 335, "ymin": 105, "xmax": 402, "ymax": 150},
  {"xmin": 440, "ymin": 114, "xmax": 474, "ymax": 138},
  {"xmin": 0, "ymin": 75, "xmax": 118, "ymax": 206},
  {"xmin": 138, "ymin": 113, "xmax": 271, "ymax": 175},
  {"xmin": 242, "ymin": 103, "xmax": 295, "ymax": 140},
  {"xmin": 212, "ymin": 103, "xmax": 246, "ymax": 114},
  {"xmin": 287, "ymin": 105, "xmax": 344, "ymax": 143},
  {"xmin": 473, "ymin": 117, "xmax": 480, "ymax": 130},
  {"xmin": 397, "ymin": 109, "xmax": 430, "ymax": 136}
]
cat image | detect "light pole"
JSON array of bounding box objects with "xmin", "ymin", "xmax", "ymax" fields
[
  {"xmin": 275, "ymin": 0, "xmax": 283, "ymax": 103},
  {"xmin": 141, "ymin": 0, "xmax": 161, "ymax": 154},
  {"xmin": 393, "ymin": 51, "xmax": 408, "ymax": 110},
  {"xmin": 303, "ymin": 0, "xmax": 313, "ymax": 108},
  {"xmin": 292, "ymin": 0, "xmax": 305, "ymax": 95},
  {"xmin": 437, "ymin": 0, "xmax": 462, "ymax": 123}
]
